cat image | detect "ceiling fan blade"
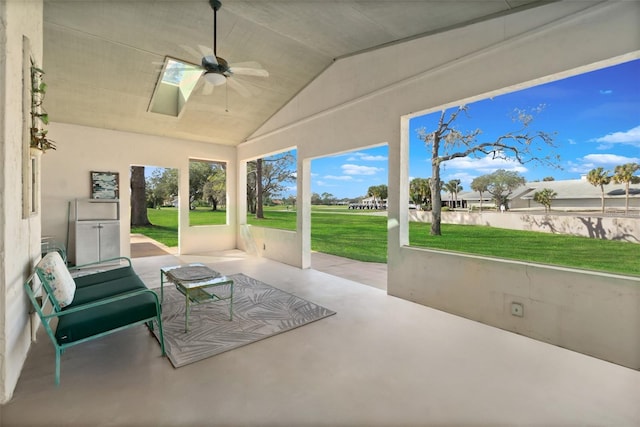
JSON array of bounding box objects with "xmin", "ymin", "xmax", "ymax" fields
[
  {"xmin": 227, "ymin": 78, "xmax": 252, "ymax": 98},
  {"xmin": 229, "ymin": 67, "xmax": 269, "ymax": 77},
  {"xmin": 229, "ymin": 61, "xmax": 264, "ymax": 69},
  {"xmin": 198, "ymin": 44, "xmax": 214, "ymax": 58},
  {"xmin": 179, "ymin": 44, "xmax": 203, "ymax": 60}
]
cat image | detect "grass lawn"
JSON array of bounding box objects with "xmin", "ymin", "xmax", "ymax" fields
[
  {"xmin": 130, "ymin": 207, "xmax": 226, "ymax": 247},
  {"xmin": 133, "ymin": 206, "xmax": 640, "ymax": 277}
]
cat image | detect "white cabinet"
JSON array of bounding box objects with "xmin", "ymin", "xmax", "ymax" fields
[{"xmin": 71, "ymin": 199, "xmax": 120, "ymax": 265}]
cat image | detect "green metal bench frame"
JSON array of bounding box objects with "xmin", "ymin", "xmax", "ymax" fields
[{"xmin": 24, "ymin": 256, "xmax": 165, "ymax": 386}]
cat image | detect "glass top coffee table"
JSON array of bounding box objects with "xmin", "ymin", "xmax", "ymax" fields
[{"xmin": 160, "ymin": 263, "xmax": 233, "ymax": 332}]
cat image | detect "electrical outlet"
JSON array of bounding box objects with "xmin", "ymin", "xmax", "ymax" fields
[{"xmin": 511, "ymin": 302, "xmax": 524, "ymax": 317}]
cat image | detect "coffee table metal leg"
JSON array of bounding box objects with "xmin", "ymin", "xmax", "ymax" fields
[
  {"xmin": 160, "ymin": 271, "xmax": 164, "ymax": 304},
  {"xmin": 185, "ymin": 290, "xmax": 190, "ymax": 333},
  {"xmin": 229, "ymin": 282, "xmax": 234, "ymax": 321}
]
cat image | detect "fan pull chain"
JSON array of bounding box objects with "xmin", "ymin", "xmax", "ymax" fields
[{"xmin": 225, "ymin": 82, "xmax": 229, "ymax": 112}]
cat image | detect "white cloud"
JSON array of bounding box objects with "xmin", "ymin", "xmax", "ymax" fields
[
  {"xmin": 341, "ymin": 164, "xmax": 383, "ymax": 176},
  {"xmin": 599, "ymin": 89, "xmax": 613, "ymax": 95},
  {"xmin": 360, "ymin": 155, "xmax": 387, "ymax": 161},
  {"xmin": 568, "ymin": 138, "xmax": 577, "ymax": 145},
  {"xmin": 445, "ymin": 155, "xmax": 528, "ymax": 174},
  {"xmin": 324, "ymin": 175, "xmax": 353, "ymax": 181},
  {"xmin": 347, "ymin": 152, "xmax": 387, "ymax": 162},
  {"xmin": 591, "ymin": 125, "xmax": 640, "ymax": 147},
  {"xmin": 567, "ymin": 153, "xmax": 640, "ymax": 174}
]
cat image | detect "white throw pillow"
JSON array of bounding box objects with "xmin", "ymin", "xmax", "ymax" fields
[{"xmin": 37, "ymin": 252, "xmax": 76, "ymax": 308}]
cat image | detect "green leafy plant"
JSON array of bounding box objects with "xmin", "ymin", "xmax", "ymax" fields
[{"xmin": 30, "ymin": 64, "xmax": 56, "ymax": 151}]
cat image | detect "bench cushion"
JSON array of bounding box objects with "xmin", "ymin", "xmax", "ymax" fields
[
  {"xmin": 73, "ymin": 266, "xmax": 135, "ymax": 288},
  {"xmin": 68, "ymin": 274, "xmax": 148, "ymax": 307},
  {"xmin": 36, "ymin": 252, "xmax": 76, "ymax": 308},
  {"xmin": 55, "ymin": 292, "xmax": 158, "ymax": 344}
]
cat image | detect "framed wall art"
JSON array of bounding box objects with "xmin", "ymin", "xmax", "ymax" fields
[{"xmin": 91, "ymin": 171, "xmax": 119, "ymax": 199}]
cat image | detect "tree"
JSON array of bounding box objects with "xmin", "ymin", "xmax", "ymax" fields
[
  {"xmin": 542, "ymin": 176, "xmax": 555, "ymax": 181},
  {"xmin": 443, "ymin": 179, "xmax": 462, "ymax": 208},
  {"xmin": 612, "ymin": 162, "xmax": 640, "ymax": 214},
  {"xmin": 247, "ymin": 152, "xmax": 296, "ymax": 216},
  {"xmin": 470, "ymin": 175, "xmax": 490, "ymax": 212},
  {"xmin": 409, "ymin": 177, "xmax": 431, "ymax": 208},
  {"xmin": 146, "ymin": 168, "xmax": 178, "ymax": 208},
  {"xmin": 586, "ymin": 167, "xmax": 611, "ymax": 214},
  {"xmin": 367, "ymin": 184, "xmax": 388, "ymax": 205},
  {"xmin": 202, "ymin": 165, "xmax": 226, "ymax": 211},
  {"xmin": 256, "ymin": 158, "xmax": 264, "ymax": 218},
  {"xmin": 443, "ymin": 180, "xmax": 456, "ymax": 208},
  {"xmin": 417, "ymin": 105, "xmax": 556, "ymax": 235},
  {"xmin": 189, "ymin": 161, "xmax": 214, "ymax": 207},
  {"xmin": 130, "ymin": 166, "xmax": 150, "ymax": 226},
  {"xmin": 484, "ymin": 169, "xmax": 526, "ymax": 208},
  {"xmin": 321, "ymin": 192, "xmax": 335, "ymax": 205},
  {"xmin": 533, "ymin": 188, "xmax": 557, "ymax": 213},
  {"xmin": 310, "ymin": 192, "xmax": 322, "ymax": 205}
]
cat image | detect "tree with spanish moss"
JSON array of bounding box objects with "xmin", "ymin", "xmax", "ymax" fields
[
  {"xmin": 417, "ymin": 105, "xmax": 556, "ymax": 235},
  {"xmin": 247, "ymin": 152, "xmax": 296, "ymax": 218},
  {"xmin": 484, "ymin": 169, "xmax": 525, "ymax": 209}
]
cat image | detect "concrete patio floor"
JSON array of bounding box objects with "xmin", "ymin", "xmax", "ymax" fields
[{"xmin": 3, "ymin": 249, "xmax": 639, "ymax": 426}]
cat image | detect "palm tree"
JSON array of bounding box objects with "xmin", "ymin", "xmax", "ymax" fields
[
  {"xmin": 443, "ymin": 180, "xmax": 457, "ymax": 209},
  {"xmin": 452, "ymin": 179, "xmax": 463, "ymax": 208},
  {"xmin": 586, "ymin": 167, "xmax": 611, "ymax": 213},
  {"xmin": 471, "ymin": 175, "xmax": 490, "ymax": 212},
  {"xmin": 409, "ymin": 177, "xmax": 431, "ymax": 209},
  {"xmin": 533, "ymin": 188, "xmax": 557, "ymax": 213},
  {"xmin": 612, "ymin": 163, "xmax": 640, "ymax": 214}
]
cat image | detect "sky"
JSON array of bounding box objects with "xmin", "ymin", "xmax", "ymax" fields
[{"xmin": 309, "ymin": 59, "xmax": 640, "ymax": 200}]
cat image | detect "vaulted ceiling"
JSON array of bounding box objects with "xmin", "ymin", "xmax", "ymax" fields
[{"xmin": 43, "ymin": 0, "xmax": 544, "ymax": 146}]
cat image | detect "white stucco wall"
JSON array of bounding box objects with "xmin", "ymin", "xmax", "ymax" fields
[
  {"xmin": 238, "ymin": 1, "xmax": 640, "ymax": 368},
  {"xmin": 410, "ymin": 211, "xmax": 640, "ymax": 243},
  {"xmin": 41, "ymin": 122, "xmax": 238, "ymax": 258},
  {"xmin": 391, "ymin": 247, "xmax": 640, "ymax": 370},
  {"xmin": 0, "ymin": 0, "xmax": 44, "ymax": 403}
]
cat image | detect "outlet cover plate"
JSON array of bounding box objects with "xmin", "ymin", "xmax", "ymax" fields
[{"xmin": 511, "ymin": 302, "xmax": 524, "ymax": 317}]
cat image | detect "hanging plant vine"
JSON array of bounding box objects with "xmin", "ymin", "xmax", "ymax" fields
[{"xmin": 30, "ymin": 61, "xmax": 56, "ymax": 151}]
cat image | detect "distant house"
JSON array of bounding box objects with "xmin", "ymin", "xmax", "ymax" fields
[
  {"xmin": 459, "ymin": 176, "xmax": 640, "ymax": 212},
  {"xmin": 349, "ymin": 196, "xmax": 387, "ymax": 210}
]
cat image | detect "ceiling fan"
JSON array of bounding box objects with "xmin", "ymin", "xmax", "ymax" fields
[{"xmin": 189, "ymin": 0, "xmax": 269, "ymax": 97}]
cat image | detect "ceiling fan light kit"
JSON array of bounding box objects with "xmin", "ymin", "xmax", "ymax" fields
[{"xmin": 204, "ymin": 72, "xmax": 226, "ymax": 86}]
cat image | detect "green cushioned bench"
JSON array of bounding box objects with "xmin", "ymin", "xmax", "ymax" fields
[{"xmin": 24, "ymin": 253, "xmax": 165, "ymax": 386}]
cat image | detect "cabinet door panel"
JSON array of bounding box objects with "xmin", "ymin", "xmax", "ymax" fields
[
  {"xmin": 99, "ymin": 222, "xmax": 120, "ymax": 261},
  {"xmin": 75, "ymin": 222, "xmax": 100, "ymax": 265}
]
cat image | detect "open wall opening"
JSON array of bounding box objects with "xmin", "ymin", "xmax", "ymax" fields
[
  {"xmin": 188, "ymin": 159, "xmax": 227, "ymax": 226},
  {"xmin": 130, "ymin": 165, "xmax": 179, "ymax": 258},
  {"xmin": 309, "ymin": 145, "xmax": 389, "ymax": 290},
  {"xmin": 406, "ymin": 59, "xmax": 640, "ymax": 278},
  {"xmin": 245, "ymin": 149, "xmax": 297, "ymax": 230}
]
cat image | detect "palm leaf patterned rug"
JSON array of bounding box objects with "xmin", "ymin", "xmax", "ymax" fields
[{"xmin": 153, "ymin": 273, "xmax": 335, "ymax": 367}]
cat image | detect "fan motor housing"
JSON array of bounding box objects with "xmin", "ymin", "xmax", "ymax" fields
[
  {"xmin": 209, "ymin": 0, "xmax": 222, "ymax": 12},
  {"xmin": 202, "ymin": 56, "xmax": 229, "ymax": 74}
]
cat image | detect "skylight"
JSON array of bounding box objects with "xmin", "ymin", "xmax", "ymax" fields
[{"xmin": 148, "ymin": 57, "xmax": 202, "ymax": 117}]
